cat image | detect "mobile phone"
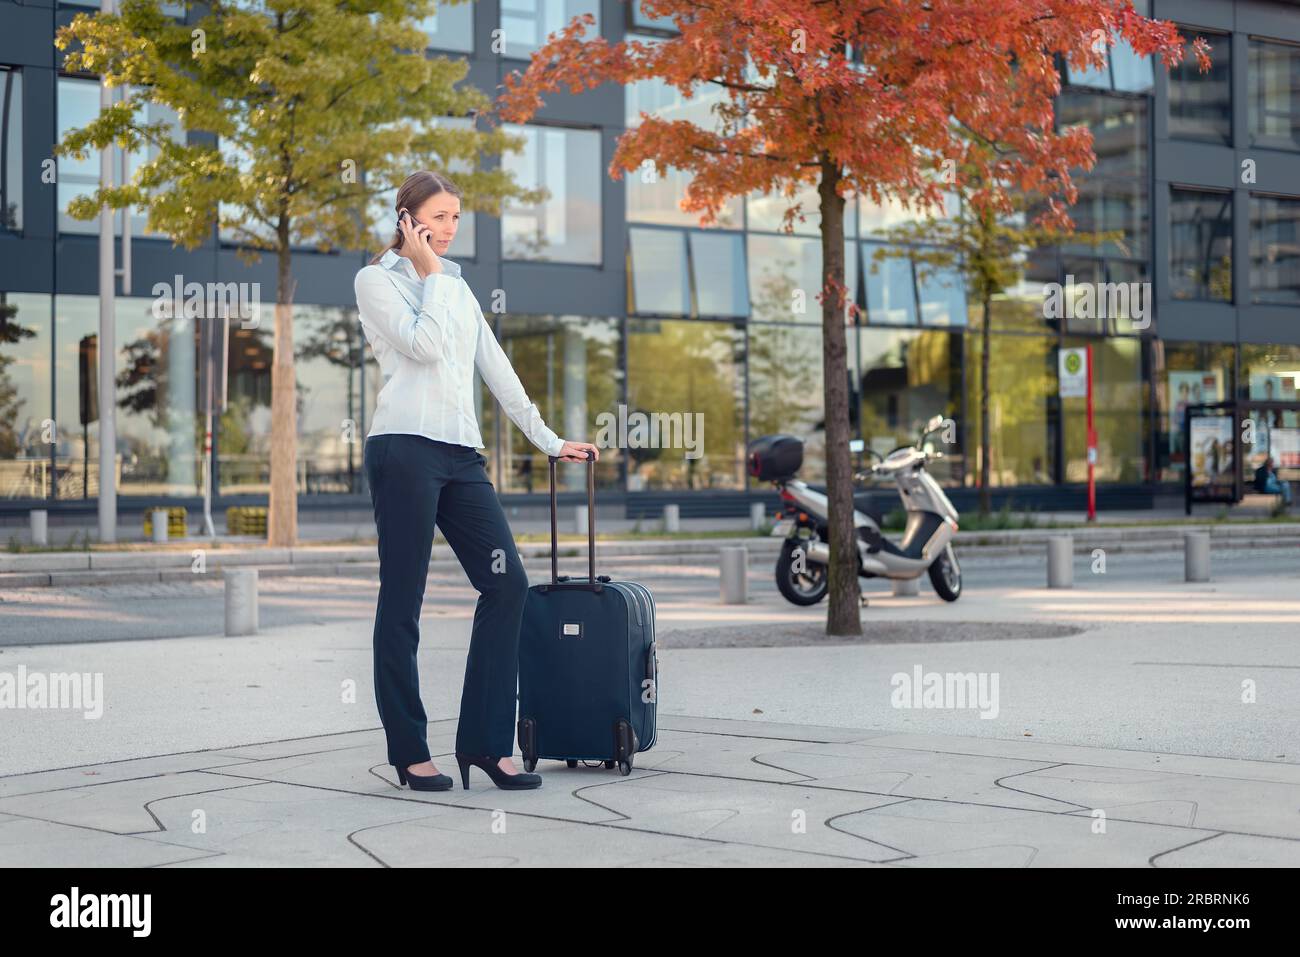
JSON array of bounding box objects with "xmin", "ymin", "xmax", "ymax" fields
[{"xmin": 397, "ymin": 208, "xmax": 411, "ymax": 229}]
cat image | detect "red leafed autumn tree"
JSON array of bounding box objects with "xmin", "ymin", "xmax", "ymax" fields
[{"xmin": 498, "ymin": 0, "xmax": 1208, "ymax": 637}]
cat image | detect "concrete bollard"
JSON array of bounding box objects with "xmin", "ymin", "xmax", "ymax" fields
[
  {"xmin": 151, "ymin": 508, "xmax": 170, "ymax": 543},
  {"xmin": 720, "ymin": 546, "xmax": 748, "ymax": 604},
  {"xmin": 891, "ymin": 577, "xmax": 920, "ymax": 596},
  {"xmin": 224, "ymin": 567, "xmax": 259, "ymax": 636},
  {"xmin": 573, "ymin": 504, "xmax": 589, "ymax": 535},
  {"xmin": 663, "ymin": 503, "xmax": 680, "ymax": 533},
  {"xmin": 30, "ymin": 509, "xmax": 47, "ymax": 547},
  {"xmin": 1047, "ymin": 535, "xmax": 1074, "ymax": 589},
  {"xmin": 750, "ymin": 501, "xmax": 767, "ymax": 531},
  {"xmin": 1185, "ymin": 531, "xmax": 1210, "ymax": 583}
]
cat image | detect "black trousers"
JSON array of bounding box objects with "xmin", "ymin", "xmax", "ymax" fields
[{"xmin": 365, "ymin": 433, "xmax": 530, "ymax": 765}]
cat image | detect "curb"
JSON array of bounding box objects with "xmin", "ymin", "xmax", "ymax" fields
[{"xmin": 1, "ymin": 531, "xmax": 1294, "ymax": 588}]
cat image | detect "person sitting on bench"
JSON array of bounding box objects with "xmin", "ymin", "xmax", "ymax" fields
[{"xmin": 1253, "ymin": 456, "xmax": 1292, "ymax": 507}]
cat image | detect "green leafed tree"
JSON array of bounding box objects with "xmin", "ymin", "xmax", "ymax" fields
[
  {"xmin": 869, "ymin": 139, "xmax": 1121, "ymax": 517},
  {"xmin": 54, "ymin": 0, "xmax": 543, "ymax": 544}
]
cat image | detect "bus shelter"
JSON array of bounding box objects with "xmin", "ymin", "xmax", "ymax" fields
[{"xmin": 1184, "ymin": 400, "xmax": 1300, "ymax": 513}]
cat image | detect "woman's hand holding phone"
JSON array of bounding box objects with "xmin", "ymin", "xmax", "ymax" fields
[{"xmin": 398, "ymin": 210, "xmax": 442, "ymax": 280}]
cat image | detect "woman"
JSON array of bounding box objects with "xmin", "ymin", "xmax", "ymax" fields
[{"xmin": 354, "ymin": 170, "xmax": 599, "ymax": 792}]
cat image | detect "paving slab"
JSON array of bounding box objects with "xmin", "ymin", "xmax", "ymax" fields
[
  {"xmin": 130, "ymin": 779, "xmax": 453, "ymax": 867},
  {"xmin": 1153, "ymin": 833, "xmax": 1300, "ymax": 867},
  {"xmin": 831, "ymin": 797, "xmax": 1214, "ymax": 867},
  {"xmin": 0, "ymin": 814, "xmax": 221, "ymax": 868},
  {"xmin": 0, "ymin": 770, "xmax": 265, "ymax": 834}
]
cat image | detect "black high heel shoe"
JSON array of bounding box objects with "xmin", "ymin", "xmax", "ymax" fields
[
  {"xmin": 455, "ymin": 753, "xmax": 542, "ymax": 790},
  {"xmin": 395, "ymin": 762, "xmax": 453, "ymax": 791}
]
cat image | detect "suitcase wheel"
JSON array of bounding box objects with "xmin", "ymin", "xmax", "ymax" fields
[
  {"xmin": 603, "ymin": 760, "xmax": 616, "ymax": 770},
  {"xmin": 566, "ymin": 759, "xmax": 578, "ymax": 768},
  {"xmin": 618, "ymin": 760, "xmax": 632, "ymax": 776},
  {"xmin": 523, "ymin": 757, "xmax": 537, "ymax": 772}
]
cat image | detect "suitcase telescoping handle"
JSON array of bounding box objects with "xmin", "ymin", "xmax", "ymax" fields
[{"xmin": 545, "ymin": 449, "xmax": 601, "ymax": 593}]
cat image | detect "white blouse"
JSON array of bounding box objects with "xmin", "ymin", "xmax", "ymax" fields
[{"xmin": 354, "ymin": 248, "xmax": 565, "ymax": 458}]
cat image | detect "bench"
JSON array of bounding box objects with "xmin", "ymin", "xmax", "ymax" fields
[{"xmin": 1239, "ymin": 491, "xmax": 1288, "ymax": 515}]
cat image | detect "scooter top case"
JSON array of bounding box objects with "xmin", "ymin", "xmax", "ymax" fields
[
  {"xmin": 747, "ymin": 434, "xmax": 803, "ymax": 482},
  {"xmin": 516, "ymin": 451, "xmax": 658, "ymax": 776}
]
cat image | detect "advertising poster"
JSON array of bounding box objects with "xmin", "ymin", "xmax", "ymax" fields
[
  {"xmin": 1168, "ymin": 371, "xmax": 1222, "ymax": 457},
  {"xmin": 1248, "ymin": 373, "xmax": 1297, "ymax": 402},
  {"xmin": 1270, "ymin": 427, "xmax": 1300, "ymax": 470},
  {"xmin": 1188, "ymin": 414, "xmax": 1235, "ymax": 497}
]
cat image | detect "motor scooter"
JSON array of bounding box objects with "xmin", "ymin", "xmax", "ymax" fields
[{"xmin": 747, "ymin": 415, "xmax": 962, "ymax": 605}]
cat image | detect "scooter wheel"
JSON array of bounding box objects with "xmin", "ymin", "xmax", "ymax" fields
[
  {"xmin": 775, "ymin": 538, "xmax": 829, "ymax": 605},
  {"xmin": 927, "ymin": 544, "xmax": 962, "ymax": 601}
]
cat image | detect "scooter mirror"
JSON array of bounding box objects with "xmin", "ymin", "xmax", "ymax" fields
[{"xmin": 924, "ymin": 414, "xmax": 945, "ymax": 435}]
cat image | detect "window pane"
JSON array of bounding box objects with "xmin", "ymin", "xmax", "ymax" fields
[
  {"xmin": 1169, "ymin": 187, "xmax": 1233, "ymax": 301},
  {"xmin": 1250, "ymin": 39, "xmax": 1300, "ymax": 151},
  {"xmin": 749, "ymin": 234, "xmax": 854, "ymax": 324},
  {"xmin": 1060, "ymin": 258, "xmax": 1106, "ymax": 334},
  {"xmin": 628, "ymin": 227, "xmax": 689, "ymax": 315},
  {"xmin": 1240, "ymin": 344, "xmax": 1300, "ymax": 485},
  {"xmin": 220, "ymin": 315, "xmax": 273, "ymax": 496},
  {"xmin": 57, "ymin": 77, "xmax": 102, "ymax": 235},
  {"xmin": 116, "ymin": 298, "xmax": 201, "ymax": 497},
  {"xmin": 295, "ymin": 305, "xmax": 366, "ymax": 494},
  {"xmin": 856, "ymin": 328, "xmax": 963, "ymax": 485},
  {"xmin": 916, "ymin": 263, "xmax": 966, "ymax": 327},
  {"xmin": 1154, "ymin": 340, "xmax": 1233, "ymax": 483},
  {"xmin": 1056, "ymin": 92, "xmax": 1148, "ymax": 259},
  {"xmin": 1, "ymin": 69, "xmax": 21, "ymax": 231},
  {"xmin": 964, "ymin": 334, "xmax": 1056, "ymax": 486},
  {"xmin": 631, "ymin": 0, "xmax": 676, "ymax": 31},
  {"xmin": 1242, "ymin": 344, "xmax": 1300, "ymax": 400},
  {"xmin": 51, "ymin": 296, "xmax": 100, "ymax": 499},
  {"xmin": 747, "ymin": 176, "xmax": 856, "ymax": 237},
  {"xmin": 418, "ymin": 1, "xmax": 474, "ymax": 52},
  {"xmin": 987, "ymin": 277, "xmax": 1054, "ymax": 332},
  {"xmin": 496, "ymin": 315, "xmax": 622, "ymax": 493},
  {"xmin": 1107, "ymin": 259, "xmax": 1152, "ymax": 335},
  {"xmin": 1110, "ymin": 38, "xmax": 1153, "ymax": 93},
  {"xmin": 1064, "ymin": 5, "xmax": 1152, "ymax": 92},
  {"xmin": 747, "ymin": 323, "xmax": 825, "ymax": 483},
  {"xmin": 626, "ymin": 318, "xmax": 744, "ymax": 490},
  {"xmin": 0, "ymin": 293, "xmax": 50, "ymax": 499},
  {"xmin": 502, "ymin": 124, "xmax": 601, "ymax": 264},
  {"xmin": 624, "ymin": 34, "xmax": 742, "ymax": 228},
  {"xmin": 125, "ymin": 95, "xmax": 183, "ymax": 238},
  {"xmin": 1169, "ymin": 28, "xmax": 1231, "ymax": 145},
  {"xmin": 1064, "ymin": 51, "xmax": 1111, "ymax": 90},
  {"xmin": 1062, "ymin": 336, "xmax": 1146, "ymax": 482},
  {"xmin": 1250, "ymin": 193, "xmax": 1300, "ymax": 304},
  {"xmin": 862, "ymin": 242, "xmax": 917, "ymax": 325},
  {"xmin": 688, "ymin": 231, "xmax": 748, "ymax": 317},
  {"xmin": 500, "ymin": 0, "xmax": 599, "ymax": 59},
  {"xmin": 859, "ymin": 191, "xmax": 956, "ymax": 238},
  {"xmin": 54, "ymin": 295, "xmax": 203, "ymax": 500},
  {"xmin": 59, "ymin": 78, "xmax": 183, "ymax": 238}
]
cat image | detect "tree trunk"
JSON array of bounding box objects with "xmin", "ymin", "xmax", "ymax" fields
[
  {"xmin": 268, "ymin": 234, "xmax": 298, "ymax": 546},
  {"xmin": 979, "ymin": 286, "xmax": 992, "ymax": 517},
  {"xmin": 818, "ymin": 156, "xmax": 861, "ymax": 636}
]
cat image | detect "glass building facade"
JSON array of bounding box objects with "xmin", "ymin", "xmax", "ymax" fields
[{"xmin": 4, "ymin": 0, "xmax": 1300, "ymax": 516}]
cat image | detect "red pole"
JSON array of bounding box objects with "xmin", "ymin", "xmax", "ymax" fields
[{"xmin": 1086, "ymin": 344, "xmax": 1096, "ymax": 522}]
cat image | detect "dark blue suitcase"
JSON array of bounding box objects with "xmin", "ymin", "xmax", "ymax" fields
[{"xmin": 517, "ymin": 452, "xmax": 658, "ymax": 776}]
